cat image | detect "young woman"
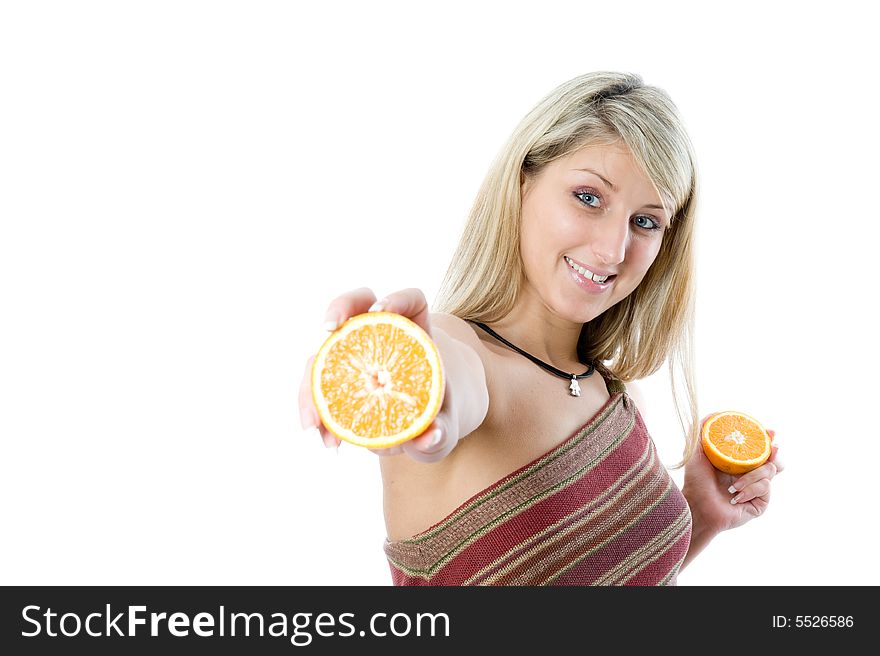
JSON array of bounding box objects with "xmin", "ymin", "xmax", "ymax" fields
[{"xmin": 299, "ymin": 71, "xmax": 783, "ymax": 585}]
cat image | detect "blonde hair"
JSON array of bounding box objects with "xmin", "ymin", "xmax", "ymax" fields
[{"xmin": 432, "ymin": 71, "xmax": 700, "ymax": 469}]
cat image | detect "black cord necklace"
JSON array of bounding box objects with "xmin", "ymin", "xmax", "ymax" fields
[{"xmin": 470, "ymin": 321, "xmax": 595, "ymax": 397}]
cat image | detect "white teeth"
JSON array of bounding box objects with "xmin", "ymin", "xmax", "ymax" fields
[{"xmin": 565, "ymin": 256, "xmax": 610, "ymax": 283}]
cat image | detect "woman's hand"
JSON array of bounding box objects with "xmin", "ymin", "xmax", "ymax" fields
[
  {"xmin": 298, "ymin": 287, "xmax": 459, "ymax": 462},
  {"xmin": 682, "ymin": 415, "xmax": 784, "ymax": 535}
]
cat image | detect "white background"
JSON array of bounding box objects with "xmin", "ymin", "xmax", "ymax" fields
[{"xmin": 2, "ymin": 1, "xmax": 877, "ymax": 586}]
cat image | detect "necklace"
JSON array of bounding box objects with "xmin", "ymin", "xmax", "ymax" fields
[{"xmin": 470, "ymin": 321, "xmax": 595, "ymax": 397}]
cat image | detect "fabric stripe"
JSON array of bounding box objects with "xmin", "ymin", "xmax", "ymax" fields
[
  {"xmin": 462, "ymin": 426, "xmax": 653, "ymax": 585},
  {"xmin": 540, "ymin": 472, "xmax": 674, "ymax": 586},
  {"xmin": 594, "ymin": 496, "xmax": 692, "ymax": 585},
  {"xmin": 619, "ymin": 519, "xmax": 691, "ymax": 586},
  {"xmin": 385, "ymin": 393, "xmax": 629, "ymax": 577},
  {"xmin": 393, "ymin": 391, "xmax": 624, "ymax": 545},
  {"xmin": 478, "ymin": 436, "xmax": 658, "ymax": 585},
  {"xmin": 385, "ymin": 379, "xmax": 693, "ymax": 587}
]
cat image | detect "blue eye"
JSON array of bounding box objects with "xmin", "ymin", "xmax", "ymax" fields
[
  {"xmin": 576, "ymin": 191, "xmax": 601, "ymax": 208},
  {"xmin": 574, "ymin": 190, "xmax": 662, "ymax": 232},
  {"xmin": 633, "ymin": 215, "xmax": 661, "ymax": 231}
]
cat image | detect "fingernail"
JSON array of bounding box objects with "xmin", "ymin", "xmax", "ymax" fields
[
  {"xmin": 323, "ymin": 316, "xmax": 340, "ymax": 331},
  {"xmin": 728, "ymin": 485, "xmax": 737, "ymax": 494},
  {"xmin": 368, "ymin": 298, "xmax": 388, "ymax": 312},
  {"xmin": 730, "ymin": 496, "xmax": 739, "ymax": 505},
  {"xmin": 429, "ymin": 428, "xmax": 442, "ymax": 447},
  {"xmin": 322, "ymin": 433, "xmax": 339, "ymax": 449}
]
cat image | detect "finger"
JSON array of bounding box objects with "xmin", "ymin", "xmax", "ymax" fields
[
  {"xmin": 731, "ymin": 478, "xmax": 771, "ymax": 505},
  {"xmin": 728, "ymin": 459, "xmax": 778, "ymax": 495},
  {"xmin": 370, "ymin": 288, "xmax": 433, "ymax": 338},
  {"xmin": 767, "ymin": 428, "xmax": 776, "ymax": 440},
  {"xmin": 323, "ymin": 287, "xmax": 379, "ymax": 331},
  {"xmin": 315, "ymin": 422, "xmax": 341, "ymax": 449},
  {"xmin": 768, "ymin": 443, "xmax": 784, "ymax": 473},
  {"xmin": 744, "ymin": 494, "xmax": 770, "ymax": 517},
  {"xmin": 299, "ymin": 355, "xmax": 321, "ymax": 430},
  {"xmin": 299, "ymin": 362, "xmax": 340, "ymax": 447},
  {"xmin": 366, "ymin": 413, "xmax": 450, "ymax": 457},
  {"xmin": 402, "ymin": 415, "xmax": 456, "ymax": 464},
  {"xmin": 369, "ymin": 443, "xmax": 405, "ymax": 457}
]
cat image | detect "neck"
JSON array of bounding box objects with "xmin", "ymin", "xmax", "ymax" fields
[{"xmin": 481, "ymin": 314, "xmax": 584, "ymax": 372}]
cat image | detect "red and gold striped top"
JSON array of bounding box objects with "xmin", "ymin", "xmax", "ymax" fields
[{"xmin": 383, "ymin": 377, "xmax": 692, "ymax": 586}]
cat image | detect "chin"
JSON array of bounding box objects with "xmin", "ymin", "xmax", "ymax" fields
[{"xmin": 570, "ymin": 303, "xmax": 605, "ymax": 325}]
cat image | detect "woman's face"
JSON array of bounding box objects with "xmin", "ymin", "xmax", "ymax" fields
[{"xmin": 519, "ymin": 141, "xmax": 670, "ymax": 324}]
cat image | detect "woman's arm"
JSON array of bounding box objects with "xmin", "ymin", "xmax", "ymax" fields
[
  {"xmin": 300, "ymin": 288, "xmax": 489, "ymax": 460},
  {"xmin": 365, "ymin": 309, "xmax": 491, "ymax": 463},
  {"xmin": 430, "ymin": 313, "xmax": 491, "ymax": 444},
  {"xmin": 681, "ymin": 425, "xmax": 783, "ymax": 572}
]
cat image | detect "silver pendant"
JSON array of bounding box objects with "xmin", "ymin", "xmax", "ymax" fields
[{"xmin": 569, "ymin": 376, "xmax": 581, "ymax": 396}]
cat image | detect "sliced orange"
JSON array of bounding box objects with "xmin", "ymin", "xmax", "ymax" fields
[
  {"xmin": 310, "ymin": 312, "xmax": 445, "ymax": 449},
  {"xmin": 701, "ymin": 411, "xmax": 771, "ymax": 474}
]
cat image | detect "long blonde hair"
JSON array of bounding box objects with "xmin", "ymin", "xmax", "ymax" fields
[{"xmin": 432, "ymin": 71, "xmax": 700, "ymax": 469}]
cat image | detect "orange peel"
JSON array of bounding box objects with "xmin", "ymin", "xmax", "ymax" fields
[{"xmin": 311, "ymin": 312, "xmax": 444, "ymax": 449}]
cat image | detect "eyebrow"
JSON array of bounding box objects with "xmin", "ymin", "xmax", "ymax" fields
[{"xmin": 573, "ymin": 167, "xmax": 667, "ymax": 212}]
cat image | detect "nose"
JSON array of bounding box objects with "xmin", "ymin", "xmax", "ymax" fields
[{"xmin": 590, "ymin": 214, "xmax": 628, "ymax": 267}]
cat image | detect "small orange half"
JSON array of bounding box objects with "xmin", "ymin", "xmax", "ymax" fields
[
  {"xmin": 310, "ymin": 312, "xmax": 445, "ymax": 449},
  {"xmin": 701, "ymin": 411, "xmax": 771, "ymax": 475}
]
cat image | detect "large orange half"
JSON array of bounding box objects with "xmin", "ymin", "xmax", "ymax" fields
[
  {"xmin": 700, "ymin": 410, "xmax": 771, "ymax": 475},
  {"xmin": 310, "ymin": 312, "xmax": 445, "ymax": 449}
]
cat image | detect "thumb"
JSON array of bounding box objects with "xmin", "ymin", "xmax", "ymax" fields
[
  {"xmin": 370, "ymin": 288, "xmax": 432, "ymax": 338},
  {"xmin": 402, "ymin": 414, "xmax": 456, "ymax": 463}
]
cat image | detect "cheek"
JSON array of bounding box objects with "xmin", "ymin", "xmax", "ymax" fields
[
  {"xmin": 629, "ymin": 247, "xmax": 660, "ymax": 292},
  {"xmin": 520, "ymin": 208, "xmax": 578, "ymax": 265},
  {"xmin": 627, "ymin": 240, "xmax": 662, "ymax": 273},
  {"xmin": 618, "ymin": 242, "xmax": 662, "ymax": 291}
]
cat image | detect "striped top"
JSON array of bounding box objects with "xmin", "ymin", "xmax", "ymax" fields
[{"xmin": 383, "ymin": 374, "xmax": 693, "ymax": 586}]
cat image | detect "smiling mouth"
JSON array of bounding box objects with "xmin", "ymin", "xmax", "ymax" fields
[{"xmin": 564, "ymin": 256, "xmax": 617, "ymax": 283}]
